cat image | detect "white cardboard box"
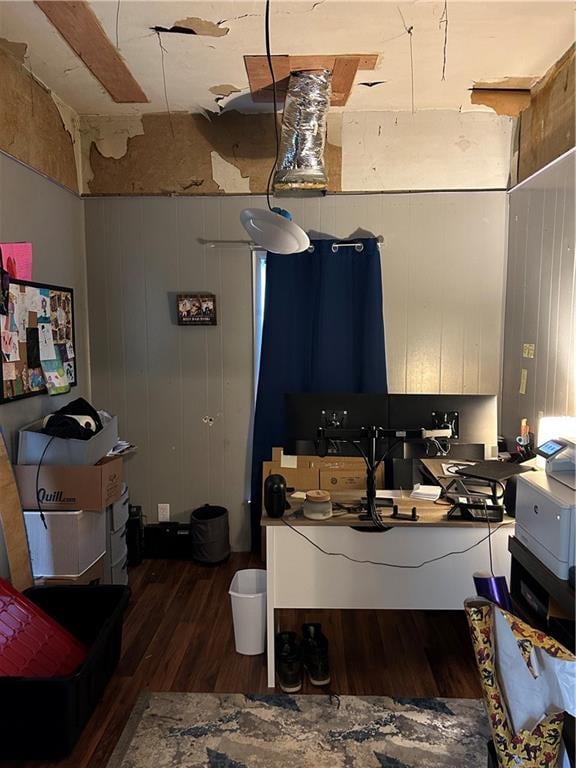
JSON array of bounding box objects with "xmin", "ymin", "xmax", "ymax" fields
[{"xmin": 24, "ymin": 508, "xmax": 106, "ymax": 577}]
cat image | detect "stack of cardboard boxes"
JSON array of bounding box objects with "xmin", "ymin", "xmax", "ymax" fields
[
  {"xmin": 13, "ymin": 414, "xmax": 126, "ymax": 585},
  {"xmin": 263, "ymin": 446, "xmax": 384, "ymax": 497}
]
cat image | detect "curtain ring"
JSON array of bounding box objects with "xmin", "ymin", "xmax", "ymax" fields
[
  {"xmin": 355, "ymin": 243, "xmax": 364, "ymax": 252},
  {"xmin": 331, "ymin": 243, "xmax": 338, "ymax": 253}
]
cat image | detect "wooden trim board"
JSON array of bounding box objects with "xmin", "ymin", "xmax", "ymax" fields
[
  {"xmin": 0, "ymin": 435, "xmax": 33, "ymax": 591},
  {"xmin": 245, "ymin": 53, "xmax": 378, "ymax": 105},
  {"xmin": 35, "ymin": 0, "xmax": 148, "ymax": 103}
]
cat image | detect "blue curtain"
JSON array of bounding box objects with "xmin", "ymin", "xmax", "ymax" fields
[{"xmin": 250, "ymin": 237, "xmax": 387, "ymax": 549}]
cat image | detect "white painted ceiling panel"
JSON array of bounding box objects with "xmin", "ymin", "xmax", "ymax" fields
[{"xmin": 0, "ymin": 0, "xmax": 573, "ymax": 116}]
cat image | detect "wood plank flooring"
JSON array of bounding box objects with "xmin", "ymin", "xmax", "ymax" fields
[{"xmin": 3, "ymin": 554, "xmax": 481, "ymax": 768}]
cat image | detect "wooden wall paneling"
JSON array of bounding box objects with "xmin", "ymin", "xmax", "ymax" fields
[
  {"xmin": 35, "ymin": 0, "xmax": 148, "ymax": 103},
  {"xmin": 139, "ymin": 198, "xmax": 182, "ymax": 518},
  {"xmin": 176, "ymin": 198, "xmax": 212, "ymax": 517},
  {"xmin": 85, "ymin": 200, "xmax": 112, "ymax": 408},
  {"xmin": 553, "ymin": 157, "xmax": 575, "ymax": 415},
  {"xmin": 437, "ymin": 196, "xmax": 468, "ymax": 394},
  {"xmin": 217, "ymin": 197, "xmax": 256, "ymax": 550},
  {"xmin": 201, "ymin": 201, "xmax": 226, "ymax": 519},
  {"xmin": 501, "ymin": 188, "xmax": 528, "ymax": 437},
  {"xmin": 532, "ymin": 174, "xmax": 555, "ymax": 418},
  {"xmin": 378, "ymin": 195, "xmax": 410, "ymax": 394},
  {"xmin": 85, "ymin": 191, "xmax": 509, "ymax": 545},
  {"xmin": 404, "ymin": 195, "xmax": 443, "ymax": 393},
  {"xmin": 473, "ymin": 193, "xmax": 507, "ymax": 395},
  {"xmin": 501, "ymin": 151, "xmax": 575, "ymax": 441},
  {"xmin": 104, "ymin": 202, "xmax": 129, "ymax": 433},
  {"xmin": 114, "ymin": 199, "xmax": 151, "ymax": 514},
  {"xmin": 0, "ymin": 153, "xmax": 88, "ymax": 464}
]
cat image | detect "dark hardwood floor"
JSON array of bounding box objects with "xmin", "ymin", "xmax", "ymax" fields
[{"xmin": 3, "ymin": 554, "xmax": 482, "ymax": 768}]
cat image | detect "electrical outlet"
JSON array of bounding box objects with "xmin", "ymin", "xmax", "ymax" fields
[{"xmin": 157, "ymin": 503, "xmax": 170, "ymax": 522}]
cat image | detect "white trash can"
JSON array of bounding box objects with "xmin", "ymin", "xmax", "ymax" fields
[{"xmin": 229, "ymin": 569, "xmax": 267, "ymax": 655}]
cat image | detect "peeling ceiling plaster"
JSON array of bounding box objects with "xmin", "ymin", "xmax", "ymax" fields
[
  {"xmin": 0, "ymin": 34, "xmax": 26, "ymax": 62},
  {"xmin": 211, "ymin": 151, "xmax": 251, "ymax": 192},
  {"xmin": 0, "ymin": 1, "xmax": 573, "ymax": 118}
]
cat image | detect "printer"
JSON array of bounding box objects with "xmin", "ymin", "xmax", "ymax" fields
[{"xmin": 515, "ymin": 437, "xmax": 576, "ymax": 580}]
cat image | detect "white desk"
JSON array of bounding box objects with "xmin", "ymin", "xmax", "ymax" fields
[{"xmin": 262, "ymin": 494, "xmax": 514, "ymax": 688}]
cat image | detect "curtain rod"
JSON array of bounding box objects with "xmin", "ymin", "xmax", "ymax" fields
[{"xmin": 199, "ymin": 237, "xmax": 384, "ymax": 250}]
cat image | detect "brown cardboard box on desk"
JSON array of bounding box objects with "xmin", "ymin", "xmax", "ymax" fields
[{"xmin": 265, "ymin": 449, "xmax": 382, "ymax": 496}]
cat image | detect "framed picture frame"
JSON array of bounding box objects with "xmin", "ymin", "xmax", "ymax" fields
[
  {"xmin": 1, "ymin": 278, "xmax": 76, "ymax": 404},
  {"xmin": 177, "ymin": 293, "xmax": 217, "ymax": 326}
]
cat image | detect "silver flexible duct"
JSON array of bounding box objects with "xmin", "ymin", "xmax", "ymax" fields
[{"xmin": 273, "ymin": 69, "xmax": 332, "ymax": 193}]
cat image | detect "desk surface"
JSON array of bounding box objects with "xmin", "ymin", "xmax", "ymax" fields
[{"xmin": 262, "ymin": 491, "xmax": 514, "ymax": 529}]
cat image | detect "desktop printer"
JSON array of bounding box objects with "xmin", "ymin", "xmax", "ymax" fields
[{"xmin": 515, "ymin": 438, "xmax": 576, "ymax": 580}]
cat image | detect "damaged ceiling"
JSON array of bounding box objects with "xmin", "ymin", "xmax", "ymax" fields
[{"xmin": 0, "ymin": 0, "xmax": 573, "ymax": 117}]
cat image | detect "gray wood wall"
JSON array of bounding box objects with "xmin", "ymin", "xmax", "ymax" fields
[
  {"xmin": 0, "ymin": 152, "xmax": 89, "ymax": 578},
  {"xmin": 501, "ymin": 150, "xmax": 575, "ymax": 443},
  {"xmin": 85, "ymin": 192, "xmax": 507, "ymax": 550}
]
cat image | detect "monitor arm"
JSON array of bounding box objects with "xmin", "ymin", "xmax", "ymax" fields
[{"xmin": 317, "ymin": 425, "xmax": 437, "ymax": 527}]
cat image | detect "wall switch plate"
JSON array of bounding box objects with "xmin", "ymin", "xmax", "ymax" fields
[{"xmin": 158, "ymin": 503, "xmax": 170, "ymax": 522}]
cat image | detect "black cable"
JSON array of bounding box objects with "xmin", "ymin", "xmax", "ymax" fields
[
  {"xmin": 264, "ymin": 0, "xmax": 280, "ymax": 212},
  {"xmin": 280, "ymin": 516, "xmax": 511, "ymax": 569},
  {"xmin": 36, "ymin": 435, "xmax": 56, "ymax": 530}
]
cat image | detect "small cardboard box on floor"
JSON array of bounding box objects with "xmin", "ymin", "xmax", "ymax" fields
[{"xmin": 14, "ymin": 456, "xmax": 123, "ymax": 511}]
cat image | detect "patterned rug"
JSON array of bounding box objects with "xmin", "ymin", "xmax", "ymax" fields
[{"xmin": 107, "ymin": 693, "xmax": 489, "ymax": 768}]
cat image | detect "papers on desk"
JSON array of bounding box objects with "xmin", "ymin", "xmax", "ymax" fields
[
  {"xmin": 376, "ymin": 490, "xmax": 402, "ymax": 498},
  {"xmin": 410, "ymin": 484, "xmax": 442, "ymax": 501}
]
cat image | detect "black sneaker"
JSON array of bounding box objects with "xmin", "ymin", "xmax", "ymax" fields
[
  {"xmin": 275, "ymin": 631, "xmax": 302, "ymax": 693},
  {"xmin": 301, "ymin": 623, "xmax": 331, "ymax": 686}
]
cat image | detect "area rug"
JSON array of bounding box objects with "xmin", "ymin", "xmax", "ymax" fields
[{"xmin": 107, "ymin": 692, "xmax": 489, "ymax": 768}]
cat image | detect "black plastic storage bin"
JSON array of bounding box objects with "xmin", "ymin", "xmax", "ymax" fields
[{"xmin": 0, "ymin": 584, "xmax": 130, "ymax": 760}]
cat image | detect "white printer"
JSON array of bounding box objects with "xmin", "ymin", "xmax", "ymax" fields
[{"xmin": 515, "ymin": 438, "xmax": 576, "ymax": 580}]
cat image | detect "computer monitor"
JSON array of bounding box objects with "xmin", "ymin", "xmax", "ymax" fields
[
  {"xmin": 387, "ymin": 394, "xmax": 498, "ymax": 460},
  {"xmin": 283, "ymin": 392, "xmax": 498, "ymax": 486},
  {"xmin": 284, "ymin": 393, "xmax": 388, "ymax": 455}
]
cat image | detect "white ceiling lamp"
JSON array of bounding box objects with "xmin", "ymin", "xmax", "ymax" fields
[
  {"xmin": 239, "ymin": 0, "xmax": 309, "ymax": 254},
  {"xmin": 240, "ymin": 207, "xmax": 309, "ymax": 254}
]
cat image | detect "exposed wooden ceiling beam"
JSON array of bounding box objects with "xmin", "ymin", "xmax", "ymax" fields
[
  {"xmin": 245, "ymin": 54, "xmax": 378, "ymax": 106},
  {"xmin": 35, "ymin": 0, "xmax": 148, "ymax": 103}
]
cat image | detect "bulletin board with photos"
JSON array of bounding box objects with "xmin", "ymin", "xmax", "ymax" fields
[{"xmin": 0, "ymin": 278, "xmax": 76, "ymax": 403}]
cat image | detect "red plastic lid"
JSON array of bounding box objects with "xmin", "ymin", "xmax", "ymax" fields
[{"xmin": 0, "ymin": 579, "xmax": 88, "ymax": 678}]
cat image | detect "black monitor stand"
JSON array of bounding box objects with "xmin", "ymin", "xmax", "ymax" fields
[{"xmin": 317, "ymin": 425, "xmax": 423, "ymax": 528}]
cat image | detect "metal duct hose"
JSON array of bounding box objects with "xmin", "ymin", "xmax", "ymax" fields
[{"xmin": 273, "ymin": 69, "xmax": 332, "ymax": 193}]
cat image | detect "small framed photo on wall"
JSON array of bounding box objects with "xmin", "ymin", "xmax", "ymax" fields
[{"xmin": 177, "ymin": 293, "xmax": 217, "ymax": 326}]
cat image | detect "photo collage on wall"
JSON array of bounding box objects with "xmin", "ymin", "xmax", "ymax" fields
[{"xmin": 0, "ymin": 280, "xmax": 76, "ymax": 402}]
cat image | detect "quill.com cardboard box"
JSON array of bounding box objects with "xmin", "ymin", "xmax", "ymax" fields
[{"xmin": 14, "ymin": 456, "xmax": 123, "ymax": 511}]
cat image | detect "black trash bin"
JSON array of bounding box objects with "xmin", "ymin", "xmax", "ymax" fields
[{"xmin": 189, "ymin": 504, "xmax": 230, "ymax": 564}]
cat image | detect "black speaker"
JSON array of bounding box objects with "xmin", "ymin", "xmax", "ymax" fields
[{"xmin": 264, "ymin": 474, "xmax": 288, "ymax": 518}]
